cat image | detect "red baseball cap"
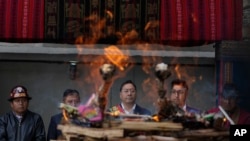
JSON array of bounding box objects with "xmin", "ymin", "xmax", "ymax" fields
[{"xmin": 8, "ymin": 85, "xmax": 32, "ymax": 101}]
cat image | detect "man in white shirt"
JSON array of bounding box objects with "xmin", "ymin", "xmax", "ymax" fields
[{"xmin": 109, "ymin": 80, "xmax": 151, "ymax": 116}]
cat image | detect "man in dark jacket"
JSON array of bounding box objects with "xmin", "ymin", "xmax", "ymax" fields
[
  {"xmin": 170, "ymin": 79, "xmax": 201, "ymax": 115},
  {"xmin": 0, "ymin": 85, "xmax": 46, "ymax": 141},
  {"xmin": 47, "ymin": 89, "xmax": 81, "ymax": 141}
]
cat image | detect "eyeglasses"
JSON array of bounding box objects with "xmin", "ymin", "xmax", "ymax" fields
[
  {"xmin": 171, "ymin": 89, "xmax": 186, "ymax": 95},
  {"xmin": 121, "ymin": 89, "xmax": 136, "ymax": 94}
]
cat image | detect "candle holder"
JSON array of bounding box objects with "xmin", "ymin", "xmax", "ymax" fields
[
  {"xmin": 155, "ymin": 62, "xmax": 171, "ymax": 99},
  {"xmin": 154, "ymin": 63, "xmax": 173, "ymax": 120},
  {"xmin": 98, "ymin": 63, "xmax": 116, "ymax": 122}
]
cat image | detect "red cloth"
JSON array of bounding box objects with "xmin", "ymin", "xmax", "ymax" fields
[
  {"xmin": 160, "ymin": 0, "xmax": 242, "ymax": 43},
  {"xmin": 0, "ymin": 0, "xmax": 44, "ymax": 41}
]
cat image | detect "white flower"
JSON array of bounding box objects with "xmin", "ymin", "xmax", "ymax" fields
[
  {"xmin": 155, "ymin": 63, "xmax": 168, "ymax": 72},
  {"xmin": 101, "ymin": 64, "xmax": 114, "ymax": 74}
]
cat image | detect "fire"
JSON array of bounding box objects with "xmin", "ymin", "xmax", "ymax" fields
[
  {"xmin": 223, "ymin": 117, "xmax": 227, "ymax": 123},
  {"xmin": 152, "ymin": 115, "xmax": 160, "ymax": 122},
  {"xmin": 104, "ymin": 45, "xmax": 129, "ymax": 71},
  {"xmin": 62, "ymin": 109, "xmax": 69, "ymax": 122},
  {"xmin": 73, "ymin": 11, "xmax": 204, "ymax": 116},
  {"xmin": 174, "ymin": 64, "xmax": 181, "ymax": 79},
  {"xmin": 109, "ymin": 111, "xmax": 120, "ymax": 117},
  {"xmin": 142, "ymin": 78, "xmax": 158, "ymax": 98}
]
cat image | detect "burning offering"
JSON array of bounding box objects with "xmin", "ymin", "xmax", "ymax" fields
[
  {"xmin": 153, "ymin": 62, "xmax": 213, "ymax": 129},
  {"xmin": 57, "ymin": 62, "xmax": 229, "ymax": 141},
  {"xmin": 99, "ymin": 63, "xmax": 115, "ymax": 80},
  {"xmin": 104, "ymin": 45, "xmax": 130, "ymax": 71},
  {"xmin": 154, "ymin": 62, "xmax": 171, "ymax": 99},
  {"xmin": 78, "ymin": 93, "xmax": 102, "ymax": 122},
  {"xmin": 59, "ymin": 63, "xmax": 116, "ymax": 126},
  {"xmin": 98, "ymin": 63, "xmax": 115, "ymax": 120}
]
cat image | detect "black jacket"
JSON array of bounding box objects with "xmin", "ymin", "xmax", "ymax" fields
[
  {"xmin": 47, "ymin": 113, "xmax": 63, "ymax": 141},
  {"xmin": 0, "ymin": 110, "xmax": 46, "ymax": 141},
  {"xmin": 47, "ymin": 112, "xmax": 90, "ymax": 141}
]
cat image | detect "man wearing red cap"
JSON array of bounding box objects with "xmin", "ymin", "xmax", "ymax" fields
[{"xmin": 0, "ymin": 85, "xmax": 46, "ymax": 141}]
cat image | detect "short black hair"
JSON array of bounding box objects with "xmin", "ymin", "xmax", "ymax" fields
[
  {"xmin": 171, "ymin": 79, "xmax": 188, "ymax": 90},
  {"xmin": 119, "ymin": 80, "xmax": 137, "ymax": 92},
  {"xmin": 63, "ymin": 89, "xmax": 80, "ymax": 100}
]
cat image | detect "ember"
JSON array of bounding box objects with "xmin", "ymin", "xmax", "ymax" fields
[{"xmin": 104, "ymin": 45, "xmax": 129, "ymax": 71}]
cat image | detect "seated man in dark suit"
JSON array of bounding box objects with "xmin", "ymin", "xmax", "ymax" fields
[
  {"xmin": 109, "ymin": 80, "xmax": 151, "ymax": 116},
  {"xmin": 170, "ymin": 79, "xmax": 201, "ymax": 115},
  {"xmin": 47, "ymin": 89, "xmax": 81, "ymax": 141}
]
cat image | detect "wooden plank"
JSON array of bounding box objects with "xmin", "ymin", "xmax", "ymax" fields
[
  {"xmin": 57, "ymin": 124, "xmax": 124, "ymax": 139},
  {"xmin": 178, "ymin": 129, "xmax": 229, "ymax": 137},
  {"xmin": 114, "ymin": 121, "xmax": 183, "ymax": 131},
  {"xmin": 108, "ymin": 135, "xmax": 187, "ymax": 141}
]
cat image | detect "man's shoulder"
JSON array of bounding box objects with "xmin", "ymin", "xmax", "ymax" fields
[
  {"xmin": 237, "ymin": 108, "xmax": 250, "ymax": 124},
  {"xmin": 135, "ymin": 104, "xmax": 151, "ymax": 115},
  {"xmin": 207, "ymin": 107, "xmax": 220, "ymax": 113},
  {"xmin": 0, "ymin": 111, "xmax": 11, "ymax": 116},
  {"xmin": 25, "ymin": 110, "xmax": 43, "ymax": 119},
  {"xmin": 51, "ymin": 113, "xmax": 63, "ymax": 119},
  {"xmin": 186, "ymin": 105, "xmax": 202, "ymax": 114},
  {"xmin": 48, "ymin": 113, "xmax": 63, "ymax": 125},
  {"xmin": 0, "ymin": 111, "xmax": 12, "ymax": 120},
  {"xmin": 240, "ymin": 109, "xmax": 250, "ymax": 117}
]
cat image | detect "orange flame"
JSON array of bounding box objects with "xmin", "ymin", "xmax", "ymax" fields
[
  {"xmin": 223, "ymin": 117, "xmax": 227, "ymax": 123},
  {"xmin": 62, "ymin": 109, "xmax": 69, "ymax": 122},
  {"xmin": 173, "ymin": 64, "xmax": 197, "ymax": 84},
  {"xmin": 174, "ymin": 64, "xmax": 181, "ymax": 79},
  {"xmin": 109, "ymin": 111, "xmax": 120, "ymax": 117},
  {"xmin": 152, "ymin": 115, "xmax": 160, "ymax": 122},
  {"xmin": 73, "ymin": 12, "xmax": 171, "ymax": 110},
  {"xmin": 104, "ymin": 45, "xmax": 129, "ymax": 71}
]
